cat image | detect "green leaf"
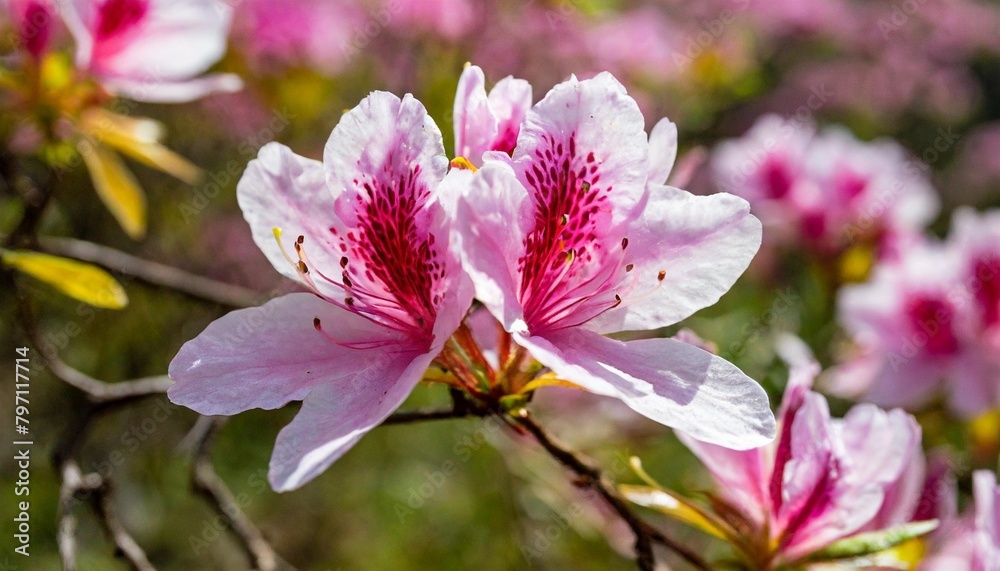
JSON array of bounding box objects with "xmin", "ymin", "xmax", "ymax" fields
[
  {"xmin": 2, "ymin": 249, "xmax": 129, "ymax": 309},
  {"xmin": 805, "ymin": 520, "xmax": 939, "ymax": 562}
]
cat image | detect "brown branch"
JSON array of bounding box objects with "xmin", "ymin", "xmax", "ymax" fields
[
  {"xmin": 58, "ymin": 461, "xmax": 156, "ymax": 571},
  {"xmin": 39, "ymin": 236, "xmax": 263, "ymax": 309},
  {"xmin": 2, "ymin": 160, "xmax": 55, "ymax": 248},
  {"xmin": 188, "ymin": 416, "xmax": 291, "ymax": 571},
  {"xmin": 18, "ymin": 299, "xmax": 171, "ymax": 403},
  {"xmin": 382, "ymin": 387, "xmax": 492, "ymax": 425},
  {"xmin": 507, "ymin": 410, "xmax": 711, "ymax": 571}
]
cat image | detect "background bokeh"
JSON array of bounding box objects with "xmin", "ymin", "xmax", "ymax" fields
[{"xmin": 3, "ymin": 0, "xmax": 1000, "ymax": 569}]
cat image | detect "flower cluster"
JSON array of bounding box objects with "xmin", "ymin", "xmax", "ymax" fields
[
  {"xmin": 167, "ymin": 65, "xmax": 776, "ymax": 491},
  {"xmin": 832, "ymin": 209, "xmax": 1000, "ymax": 418},
  {"xmin": 712, "ymin": 114, "xmax": 939, "ymax": 270}
]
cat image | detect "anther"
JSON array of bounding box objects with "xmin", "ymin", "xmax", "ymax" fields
[
  {"xmin": 621, "ymin": 238, "xmax": 629, "ymax": 249},
  {"xmin": 297, "ymin": 235, "xmax": 305, "ymax": 244},
  {"xmin": 298, "ymin": 260, "xmax": 309, "ymax": 274},
  {"xmin": 625, "ymin": 264, "xmax": 634, "ymax": 272},
  {"xmin": 340, "ymin": 256, "xmax": 349, "ymax": 268},
  {"xmin": 657, "ymin": 270, "xmax": 666, "ymax": 282},
  {"xmin": 313, "ymin": 317, "xmax": 322, "ymax": 330}
]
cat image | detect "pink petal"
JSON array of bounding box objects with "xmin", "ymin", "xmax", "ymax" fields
[
  {"xmin": 268, "ymin": 349, "xmax": 436, "ymax": 491},
  {"xmin": 486, "ymin": 75, "xmax": 532, "ymax": 156},
  {"xmin": 102, "ymin": 72, "xmax": 241, "ymax": 103},
  {"xmin": 451, "ymin": 162, "xmax": 532, "ymax": 331},
  {"xmin": 973, "ymin": 470, "xmax": 1000, "ymax": 559},
  {"xmin": 511, "ymin": 72, "xmax": 649, "ymax": 222},
  {"xmin": 76, "ymin": 0, "xmax": 233, "ymax": 84},
  {"xmin": 168, "ymin": 293, "xmax": 407, "ymax": 415},
  {"xmin": 588, "ymin": 186, "xmax": 761, "ymax": 333},
  {"xmin": 777, "ymin": 394, "xmax": 885, "ymax": 559},
  {"xmin": 237, "ymin": 142, "xmax": 345, "ymax": 301},
  {"xmin": 324, "ymin": 91, "xmax": 448, "ymax": 214},
  {"xmin": 647, "ymin": 118, "xmax": 677, "ymax": 187},
  {"xmin": 838, "ymin": 405, "xmax": 924, "ymax": 529},
  {"xmin": 515, "ymin": 327, "xmax": 775, "ymax": 449},
  {"xmin": 677, "ymin": 433, "xmax": 769, "ymax": 522},
  {"xmin": 453, "ymin": 65, "xmax": 497, "ymax": 163}
]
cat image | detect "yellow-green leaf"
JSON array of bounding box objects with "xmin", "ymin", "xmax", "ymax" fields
[
  {"xmin": 804, "ymin": 520, "xmax": 939, "ymax": 563},
  {"xmin": 620, "ymin": 484, "xmax": 729, "ymax": 540},
  {"xmin": 518, "ymin": 373, "xmax": 584, "ymax": 394},
  {"xmin": 1, "ymin": 249, "xmax": 128, "ymax": 309},
  {"xmin": 81, "ymin": 109, "xmax": 203, "ymax": 185},
  {"xmin": 79, "ymin": 141, "xmax": 147, "ymax": 239}
]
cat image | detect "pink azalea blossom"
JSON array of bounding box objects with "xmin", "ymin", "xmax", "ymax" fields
[
  {"xmin": 921, "ymin": 470, "xmax": 1000, "ymax": 570},
  {"xmin": 60, "ymin": 0, "xmax": 241, "ymax": 102},
  {"xmin": 832, "ymin": 209, "xmax": 1000, "ymax": 417},
  {"xmin": 449, "ymin": 72, "xmax": 774, "ymax": 449},
  {"xmin": 712, "ymin": 114, "xmax": 939, "ymax": 259},
  {"xmin": 168, "ymin": 92, "xmax": 472, "ymax": 491},
  {"xmin": 3, "ymin": 0, "xmax": 57, "ymax": 58},
  {"xmin": 386, "ymin": 0, "xmax": 475, "ymax": 41},
  {"xmin": 453, "ymin": 64, "xmax": 532, "ymax": 166},
  {"xmin": 679, "ymin": 338, "xmax": 925, "ymax": 565},
  {"xmin": 229, "ymin": 0, "xmax": 364, "ymax": 76}
]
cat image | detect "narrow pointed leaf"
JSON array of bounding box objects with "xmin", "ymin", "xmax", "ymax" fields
[
  {"xmin": 81, "ymin": 109, "xmax": 203, "ymax": 185},
  {"xmin": 804, "ymin": 520, "xmax": 938, "ymax": 563},
  {"xmin": 79, "ymin": 142, "xmax": 147, "ymax": 239},
  {"xmin": 1, "ymin": 249, "xmax": 128, "ymax": 308},
  {"xmin": 619, "ymin": 484, "xmax": 729, "ymax": 539}
]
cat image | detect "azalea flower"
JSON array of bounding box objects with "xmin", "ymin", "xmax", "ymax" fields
[
  {"xmin": 453, "ymin": 64, "xmax": 532, "ymax": 166},
  {"xmin": 921, "ymin": 470, "xmax": 1000, "ymax": 570},
  {"xmin": 627, "ymin": 337, "xmax": 934, "ymax": 568},
  {"xmin": 449, "ymin": 72, "xmax": 775, "ymax": 449},
  {"xmin": 832, "ymin": 209, "xmax": 1000, "ymax": 417},
  {"xmin": 3, "ymin": 0, "xmax": 57, "ymax": 59},
  {"xmin": 60, "ymin": 0, "xmax": 241, "ymax": 102},
  {"xmin": 169, "ymin": 91, "xmax": 473, "ymax": 491},
  {"xmin": 712, "ymin": 114, "xmax": 939, "ymax": 273}
]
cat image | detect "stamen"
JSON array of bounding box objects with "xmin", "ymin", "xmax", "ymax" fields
[{"xmin": 450, "ymin": 156, "xmax": 478, "ymax": 172}]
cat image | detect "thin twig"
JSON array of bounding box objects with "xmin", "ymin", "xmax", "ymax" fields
[
  {"xmin": 58, "ymin": 461, "xmax": 156, "ymax": 571},
  {"xmin": 39, "ymin": 236, "xmax": 262, "ymax": 309},
  {"xmin": 189, "ymin": 416, "xmax": 291, "ymax": 571},
  {"xmin": 18, "ymin": 299, "xmax": 171, "ymax": 403},
  {"xmin": 507, "ymin": 410, "xmax": 712, "ymax": 571},
  {"xmin": 382, "ymin": 387, "xmax": 492, "ymax": 425},
  {"xmin": 3, "ymin": 162, "xmax": 55, "ymax": 248}
]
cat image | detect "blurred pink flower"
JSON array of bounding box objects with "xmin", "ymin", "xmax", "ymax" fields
[
  {"xmin": 61, "ymin": 0, "xmax": 241, "ymax": 102},
  {"xmin": 229, "ymin": 0, "xmax": 364, "ymax": 76},
  {"xmin": 921, "ymin": 470, "xmax": 1000, "ymax": 570},
  {"xmin": 712, "ymin": 114, "xmax": 939, "ymax": 258},
  {"xmin": 679, "ymin": 338, "xmax": 926, "ymax": 565},
  {"xmin": 449, "ymin": 72, "xmax": 774, "ymax": 449},
  {"xmin": 452, "ymin": 64, "xmax": 532, "ymax": 165},
  {"xmin": 169, "ymin": 91, "xmax": 473, "ymax": 491},
  {"xmin": 3, "ymin": 0, "xmax": 58, "ymax": 58},
  {"xmin": 387, "ymin": 0, "xmax": 474, "ymax": 41},
  {"xmin": 832, "ymin": 209, "xmax": 1000, "ymax": 417}
]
